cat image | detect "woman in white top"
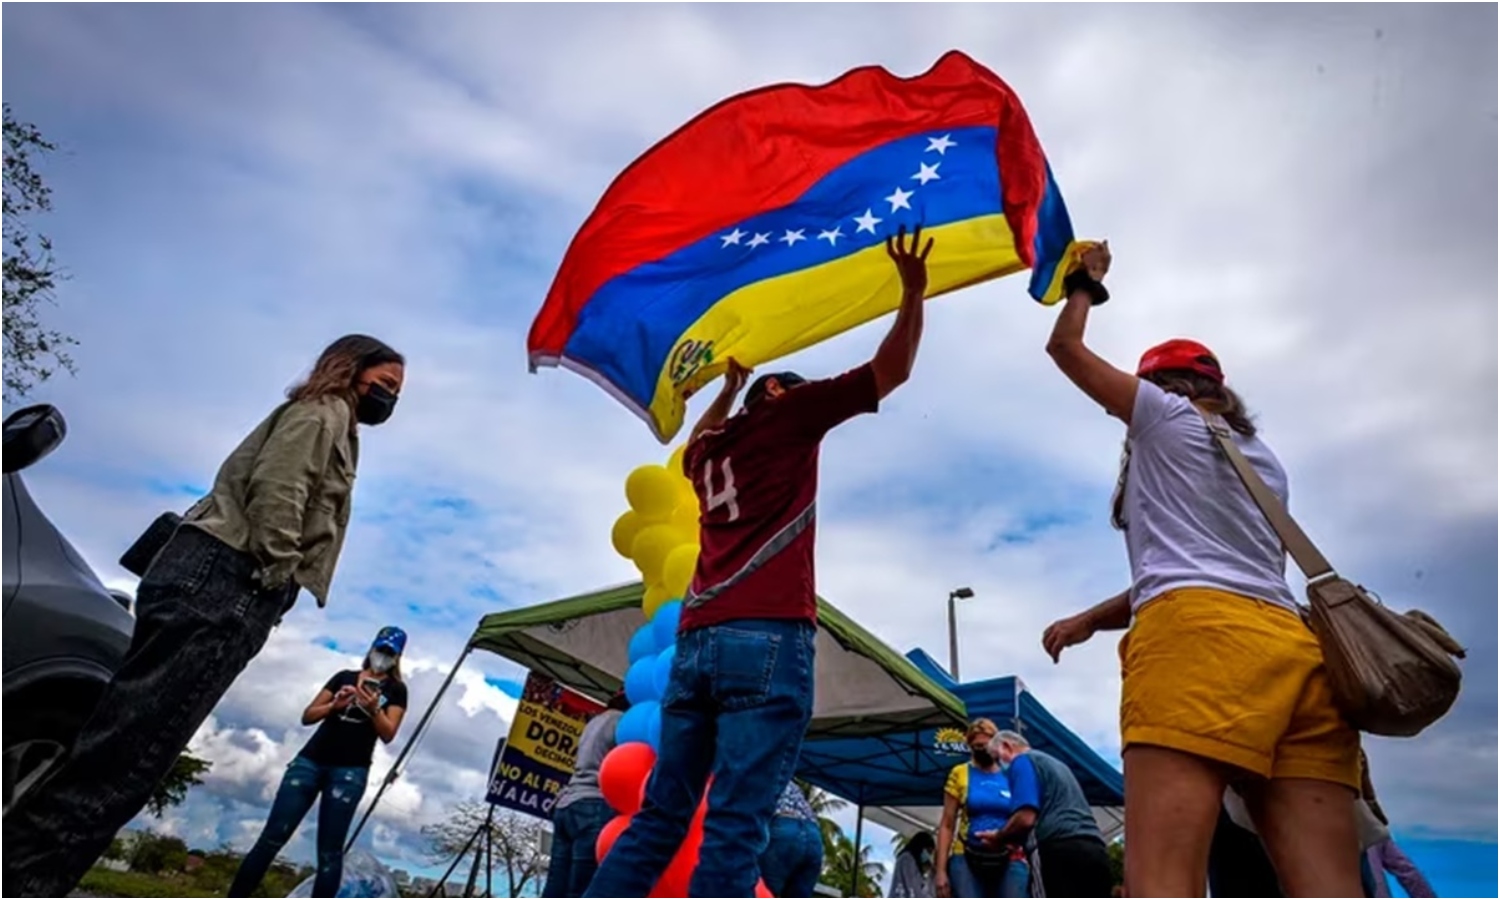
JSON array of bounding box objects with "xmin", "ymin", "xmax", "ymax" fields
[{"xmin": 1040, "ymin": 243, "xmax": 1361, "ymax": 897}]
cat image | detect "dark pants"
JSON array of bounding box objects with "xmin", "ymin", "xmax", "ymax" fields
[
  {"xmin": 2, "ymin": 526, "xmax": 292, "ymax": 898},
  {"xmin": 1034, "ymin": 835, "xmax": 1111, "ymax": 898},
  {"xmin": 583, "ymin": 619, "xmax": 817, "ymax": 898},
  {"xmin": 1208, "ymin": 809, "xmax": 1283, "ymax": 897},
  {"xmin": 759, "ymin": 816, "xmax": 824, "ymax": 898},
  {"xmin": 229, "ymin": 756, "xmax": 368, "ymax": 897},
  {"xmin": 948, "ymin": 852, "xmax": 1029, "ymax": 898},
  {"xmin": 543, "ymin": 797, "xmax": 615, "ymax": 897}
]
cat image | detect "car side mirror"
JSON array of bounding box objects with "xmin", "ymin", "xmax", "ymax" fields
[{"xmin": 2, "ymin": 404, "xmax": 67, "ymax": 474}]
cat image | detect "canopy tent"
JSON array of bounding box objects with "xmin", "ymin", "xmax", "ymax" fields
[
  {"xmin": 800, "ymin": 649, "xmax": 1125, "ymax": 842},
  {"xmin": 348, "ymin": 581, "xmax": 1125, "ymax": 893},
  {"xmin": 469, "ymin": 581, "xmax": 968, "ymax": 739},
  {"xmin": 466, "ymin": 582, "xmax": 1123, "ymax": 837}
]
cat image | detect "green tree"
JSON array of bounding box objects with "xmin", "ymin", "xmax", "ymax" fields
[
  {"xmin": 824, "ymin": 828, "xmax": 886, "ymax": 898},
  {"xmin": 2, "ymin": 103, "xmax": 75, "ymax": 400},
  {"xmin": 793, "ymin": 781, "xmax": 885, "ymax": 897},
  {"xmin": 145, "ymin": 752, "xmax": 212, "ymax": 818},
  {"xmin": 102, "ymin": 835, "xmax": 129, "ymax": 863},
  {"xmin": 1108, "ymin": 838, "xmax": 1125, "ymax": 889},
  {"xmin": 795, "ymin": 779, "xmax": 846, "ymax": 858},
  {"xmin": 127, "ymin": 831, "xmax": 189, "ymax": 874}
]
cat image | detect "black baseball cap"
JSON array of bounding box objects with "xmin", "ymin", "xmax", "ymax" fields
[{"xmin": 744, "ymin": 372, "xmax": 807, "ymax": 408}]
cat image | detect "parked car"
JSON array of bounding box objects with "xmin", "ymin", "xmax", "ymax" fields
[{"xmin": 2, "ymin": 404, "xmax": 134, "ymax": 814}]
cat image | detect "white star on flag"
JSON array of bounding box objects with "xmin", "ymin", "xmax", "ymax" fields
[
  {"xmin": 926, "ymin": 134, "xmax": 957, "ymax": 155},
  {"xmin": 885, "ymin": 186, "xmax": 914, "ymax": 212},
  {"xmin": 853, "ymin": 209, "xmax": 882, "ymax": 234},
  {"xmin": 911, "ymin": 162, "xmax": 941, "ymax": 185},
  {"xmin": 720, "ymin": 228, "xmax": 745, "ymax": 247},
  {"xmin": 780, "ymin": 228, "xmax": 806, "ymax": 247},
  {"xmin": 747, "ymin": 232, "xmax": 771, "ymax": 248},
  {"xmin": 818, "ymin": 226, "xmax": 844, "ymax": 246}
]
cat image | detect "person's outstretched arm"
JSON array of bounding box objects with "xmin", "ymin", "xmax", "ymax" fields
[
  {"xmin": 1043, "ymin": 589, "xmax": 1132, "ymax": 663},
  {"xmin": 871, "ymin": 225, "xmax": 933, "ymax": 400},
  {"xmin": 688, "ymin": 358, "xmax": 752, "ymax": 445},
  {"xmin": 1045, "ymin": 242, "xmax": 1138, "ymax": 423}
]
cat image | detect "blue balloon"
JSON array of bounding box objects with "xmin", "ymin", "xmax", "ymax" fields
[
  {"xmin": 652, "ymin": 601, "xmax": 683, "ymax": 649},
  {"xmin": 617, "ymin": 700, "xmax": 660, "ymax": 746},
  {"xmin": 646, "ymin": 703, "xmax": 663, "ymax": 752},
  {"xmin": 653, "ymin": 644, "xmax": 676, "ymax": 697},
  {"xmin": 624, "ymin": 656, "xmax": 659, "ymax": 705},
  {"xmin": 627, "ymin": 623, "xmax": 658, "ymax": 665}
]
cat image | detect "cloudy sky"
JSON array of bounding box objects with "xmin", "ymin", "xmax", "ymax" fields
[{"xmin": 4, "ymin": 3, "xmax": 1495, "ymax": 895}]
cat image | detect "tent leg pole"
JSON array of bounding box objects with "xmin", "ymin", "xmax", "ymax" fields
[
  {"xmin": 346, "ymin": 642, "xmax": 475, "ymax": 852},
  {"xmin": 850, "ymin": 803, "xmax": 864, "ymax": 898}
]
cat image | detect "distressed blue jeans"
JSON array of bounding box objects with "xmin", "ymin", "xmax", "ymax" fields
[
  {"xmin": 229, "ymin": 756, "xmax": 369, "ymax": 898},
  {"xmin": 583, "ymin": 618, "xmax": 817, "ymax": 898},
  {"xmin": 759, "ymin": 816, "xmax": 825, "ymax": 898}
]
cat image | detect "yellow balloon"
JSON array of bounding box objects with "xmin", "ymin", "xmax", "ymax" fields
[
  {"xmin": 667, "ymin": 444, "xmax": 688, "ymax": 477},
  {"xmin": 671, "ymin": 494, "xmax": 700, "ymax": 534},
  {"xmin": 661, "ymin": 543, "xmax": 699, "ymax": 598},
  {"xmin": 625, "ymin": 465, "xmax": 679, "ymax": 519},
  {"xmin": 631, "ymin": 523, "xmax": 684, "ymax": 585},
  {"xmin": 643, "ymin": 582, "xmax": 672, "ymax": 619},
  {"xmin": 610, "ymin": 510, "xmax": 643, "ymax": 560}
]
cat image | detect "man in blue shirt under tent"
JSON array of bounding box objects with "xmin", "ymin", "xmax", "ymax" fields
[{"xmin": 976, "ymin": 730, "xmax": 1114, "ymax": 898}]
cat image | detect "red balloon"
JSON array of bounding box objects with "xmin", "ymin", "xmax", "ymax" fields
[
  {"xmin": 599, "ymin": 742, "xmax": 657, "ymax": 815},
  {"xmin": 755, "ymin": 878, "xmax": 774, "ymax": 898},
  {"xmin": 595, "ymin": 814, "xmax": 633, "ymax": 862}
]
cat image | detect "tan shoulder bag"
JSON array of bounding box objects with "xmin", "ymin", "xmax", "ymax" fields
[{"xmin": 1196, "ymin": 408, "xmax": 1466, "ymax": 737}]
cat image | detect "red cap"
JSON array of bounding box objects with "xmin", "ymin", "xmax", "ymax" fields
[{"xmin": 1136, "ymin": 339, "xmax": 1225, "ymax": 383}]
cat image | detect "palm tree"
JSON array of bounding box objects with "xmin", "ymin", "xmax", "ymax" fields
[
  {"xmin": 795, "ymin": 779, "xmax": 847, "ymax": 857},
  {"xmin": 825, "ymin": 829, "xmax": 886, "ymax": 898},
  {"xmin": 794, "ymin": 781, "xmax": 885, "ymax": 896}
]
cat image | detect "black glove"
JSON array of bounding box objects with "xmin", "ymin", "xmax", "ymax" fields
[{"xmin": 1064, "ymin": 268, "xmax": 1110, "ymax": 306}]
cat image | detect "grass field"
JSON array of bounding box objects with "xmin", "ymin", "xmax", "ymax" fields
[{"xmin": 77, "ymin": 868, "xmax": 223, "ymax": 898}]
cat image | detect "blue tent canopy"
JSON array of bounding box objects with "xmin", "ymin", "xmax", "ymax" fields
[{"xmin": 797, "ymin": 648, "xmax": 1123, "ymax": 833}]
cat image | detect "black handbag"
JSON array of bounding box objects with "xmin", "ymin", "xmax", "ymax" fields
[{"xmin": 118, "ymin": 511, "xmax": 183, "ymax": 578}]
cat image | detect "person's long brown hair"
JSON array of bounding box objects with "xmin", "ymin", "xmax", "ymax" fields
[
  {"xmin": 287, "ymin": 334, "xmax": 404, "ymax": 425},
  {"xmin": 1110, "ymin": 370, "xmax": 1256, "ymax": 531}
]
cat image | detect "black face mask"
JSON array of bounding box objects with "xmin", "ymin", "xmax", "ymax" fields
[
  {"xmin": 356, "ymin": 383, "xmax": 398, "ymax": 426},
  {"xmin": 972, "ymin": 749, "xmax": 994, "ymax": 766}
]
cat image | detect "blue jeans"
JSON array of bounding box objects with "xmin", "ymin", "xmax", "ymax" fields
[
  {"xmin": 759, "ymin": 816, "xmax": 824, "ymax": 897},
  {"xmin": 583, "ymin": 619, "xmax": 817, "ymax": 898},
  {"xmin": 543, "ymin": 797, "xmax": 615, "ymax": 897},
  {"xmin": 229, "ymin": 756, "xmax": 369, "ymax": 897},
  {"xmin": 3, "ymin": 527, "xmax": 294, "ymax": 899},
  {"xmin": 948, "ymin": 852, "xmax": 1030, "ymax": 898}
]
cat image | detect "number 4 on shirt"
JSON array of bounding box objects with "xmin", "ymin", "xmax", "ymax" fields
[{"xmin": 700, "ymin": 458, "xmax": 740, "ymax": 522}]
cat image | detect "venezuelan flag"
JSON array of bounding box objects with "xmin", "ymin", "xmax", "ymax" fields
[{"xmin": 529, "ymin": 50, "xmax": 1086, "ymax": 442}]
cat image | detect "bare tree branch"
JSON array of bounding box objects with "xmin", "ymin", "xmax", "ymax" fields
[{"xmin": 4, "ymin": 103, "xmax": 77, "ymax": 401}]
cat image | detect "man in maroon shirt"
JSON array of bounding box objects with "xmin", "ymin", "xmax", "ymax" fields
[{"xmin": 585, "ymin": 227, "xmax": 934, "ymax": 898}]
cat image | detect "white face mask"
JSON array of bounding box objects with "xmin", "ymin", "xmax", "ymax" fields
[{"xmin": 369, "ymin": 650, "xmax": 397, "ymax": 674}]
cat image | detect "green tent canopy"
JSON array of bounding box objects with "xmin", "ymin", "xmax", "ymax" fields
[{"xmin": 469, "ymin": 581, "xmax": 967, "ymax": 739}]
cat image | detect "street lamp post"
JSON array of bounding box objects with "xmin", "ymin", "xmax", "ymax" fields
[{"xmin": 947, "ymin": 587, "xmax": 975, "ymax": 681}]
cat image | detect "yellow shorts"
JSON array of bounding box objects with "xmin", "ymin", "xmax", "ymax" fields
[{"xmin": 1120, "ymin": 587, "xmax": 1360, "ymax": 790}]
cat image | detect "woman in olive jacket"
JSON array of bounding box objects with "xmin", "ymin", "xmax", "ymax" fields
[{"xmin": 3, "ymin": 335, "xmax": 405, "ymax": 899}]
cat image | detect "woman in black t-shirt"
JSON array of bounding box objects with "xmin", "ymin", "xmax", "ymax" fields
[{"xmin": 229, "ymin": 627, "xmax": 409, "ymax": 898}]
